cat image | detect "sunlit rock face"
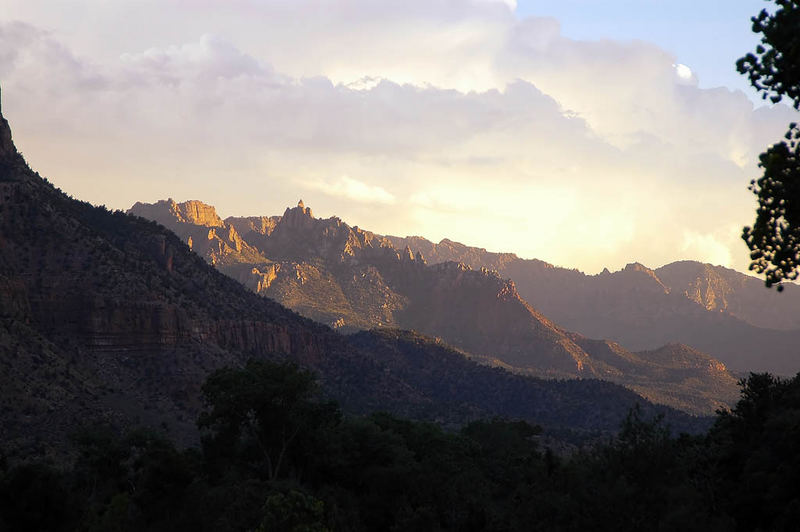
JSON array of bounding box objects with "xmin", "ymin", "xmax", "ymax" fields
[
  {"xmin": 655, "ymin": 261, "xmax": 800, "ymax": 331},
  {"xmin": 129, "ymin": 198, "xmax": 225, "ymax": 228}
]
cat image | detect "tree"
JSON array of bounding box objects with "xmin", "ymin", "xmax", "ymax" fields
[
  {"xmin": 739, "ymin": 0, "xmax": 800, "ymax": 289},
  {"xmin": 708, "ymin": 373, "xmax": 800, "ymax": 530},
  {"xmin": 255, "ymin": 490, "xmax": 329, "ymax": 532},
  {"xmin": 198, "ymin": 360, "xmax": 340, "ymax": 482}
]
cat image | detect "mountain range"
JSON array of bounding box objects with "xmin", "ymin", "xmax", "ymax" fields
[
  {"xmin": 0, "ymin": 89, "xmax": 705, "ymax": 459},
  {"xmin": 387, "ymin": 236, "xmax": 800, "ymax": 375},
  {"xmin": 129, "ymin": 198, "xmax": 751, "ymax": 415}
]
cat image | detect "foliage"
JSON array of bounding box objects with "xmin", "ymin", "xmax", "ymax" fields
[
  {"xmin": 708, "ymin": 373, "xmax": 800, "ymax": 530},
  {"xmin": 742, "ymin": 124, "xmax": 800, "ymax": 289},
  {"xmin": 740, "ymin": 0, "xmax": 800, "ymax": 288},
  {"xmin": 737, "ymin": 0, "xmax": 800, "ymax": 109},
  {"xmin": 2, "ymin": 363, "xmax": 799, "ymax": 530},
  {"xmin": 255, "ymin": 490, "xmax": 329, "ymax": 532},
  {"xmin": 198, "ymin": 360, "xmax": 340, "ymax": 482}
]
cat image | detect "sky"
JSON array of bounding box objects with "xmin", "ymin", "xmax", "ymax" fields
[{"xmin": 1, "ymin": 0, "xmax": 796, "ymax": 274}]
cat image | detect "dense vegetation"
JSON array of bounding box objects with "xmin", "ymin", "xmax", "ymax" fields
[{"xmin": 2, "ymin": 361, "xmax": 797, "ymax": 531}]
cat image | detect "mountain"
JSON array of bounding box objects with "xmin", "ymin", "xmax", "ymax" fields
[
  {"xmin": 655, "ymin": 260, "xmax": 800, "ymax": 330},
  {"xmin": 567, "ymin": 337, "xmax": 738, "ymax": 415},
  {"xmin": 389, "ymin": 236, "xmax": 800, "ymax": 376},
  {"xmin": 131, "ymin": 199, "xmax": 600, "ymax": 377},
  {"xmin": 0, "ymin": 90, "xmax": 704, "ymax": 458},
  {"xmin": 130, "ymin": 199, "xmax": 740, "ymax": 414}
]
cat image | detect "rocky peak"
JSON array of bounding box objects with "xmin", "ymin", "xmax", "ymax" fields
[
  {"xmin": 385, "ymin": 235, "xmax": 518, "ymax": 272},
  {"xmin": 281, "ymin": 199, "xmax": 315, "ymax": 228},
  {"xmin": 174, "ymin": 199, "xmax": 225, "ymax": 227},
  {"xmin": 617, "ymin": 262, "xmax": 669, "ymax": 293},
  {"xmin": 623, "ymin": 262, "xmax": 654, "ymax": 275},
  {"xmin": 0, "ymin": 86, "xmax": 22, "ymax": 165},
  {"xmin": 225, "ymin": 215, "xmax": 280, "ymax": 236},
  {"xmin": 296, "ymin": 199, "xmax": 313, "ymax": 217},
  {"xmin": 129, "ymin": 199, "xmax": 224, "ymax": 228}
]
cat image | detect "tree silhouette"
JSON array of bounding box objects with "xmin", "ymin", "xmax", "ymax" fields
[
  {"xmin": 198, "ymin": 360, "xmax": 340, "ymax": 482},
  {"xmin": 740, "ymin": 0, "xmax": 800, "ymax": 289}
]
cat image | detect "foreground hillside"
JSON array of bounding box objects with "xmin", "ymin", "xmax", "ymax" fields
[
  {"xmin": 2, "ymin": 365, "xmax": 797, "ymax": 532},
  {"xmin": 0, "ymin": 91, "xmax": 703, "ymax": 458}
]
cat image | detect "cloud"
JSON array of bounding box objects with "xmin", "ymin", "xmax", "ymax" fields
[
  {"xmin": 674, "ymin": 63, "xmax": 694, "ymax": 82},
  {"xmin": 0, "ymin": 5, "xmax": 795, "ymax": 274},
  {"xmin": 476, "ymin": 0, "xmax": 517, "ymax": 10},
  {"xmin": 681, "ymin": 228, "xmax": 740, "ymax": 268},
  {"xmin": 0, "ymin": 21, "xmax": 106, "ymax": 90},
  {"xmin": 301, "ymin": 176, "xmax": 396, "ymax": 205},
  {"xmin": 120, "ymin": 34, "xmax": 277, "ymax": 84}
]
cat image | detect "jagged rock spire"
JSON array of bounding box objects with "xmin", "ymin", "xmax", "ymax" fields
[
  {"xmin": 295, "ymin": 199, "xmax": 312, "ymax": 218},
  {"xmin": 0, "ymin": 85, "xmax": 18, "ymax": 160}
]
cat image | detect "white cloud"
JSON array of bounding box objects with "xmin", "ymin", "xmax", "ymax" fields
[
  {"xmin": 674, "ymin": 63, "xmax": 693, "ymax": 81},
  {"xmin": 301, "ymin": 176, "xmax": 396, "ymax": 205},
  {"xmin": 681, "ymin": 229, "xmax": 739, "ymax": 268},
  {"xmin": 476, "ymin": 0, "xmax": 517, "ymax": 10}
]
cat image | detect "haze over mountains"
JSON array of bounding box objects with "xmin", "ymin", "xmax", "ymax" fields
[
  {"xmin": 0, "ymin": 92, "xmax": 707, "ymax": 458},
  {"xmin": 129, "ymin": 198, "xmax": 766, "ymax": 415}
]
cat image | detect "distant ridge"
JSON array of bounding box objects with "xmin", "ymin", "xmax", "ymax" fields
[{"xmin": 389, "ymin": 235, "xmax": 800, "ymax": 375}]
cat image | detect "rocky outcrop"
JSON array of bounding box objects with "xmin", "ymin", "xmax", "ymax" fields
[
  {"xmin": 0, "ymin": 94, "xmax": 14, "ymax": 160},
  {"xmin": 130, "ymin": 198, "xmax": 225, "ymax": 228},
  {"xmin": 0, "ymin": 87, "xmax": 25, "ymax": 171},
  {"xmin": 129, "ymin": 199, "xmax": 269, "ymax": 268},
  {"xmin": 656, "ymin": 260, "xmax": 800, "ymax": 330},
  {"xmin": 386, "ymin": 236, "xmax": 517, "ymax": 271},
  {"xmin": 226, "ymin": 215, "xmax": 280, "ymax": 237}
]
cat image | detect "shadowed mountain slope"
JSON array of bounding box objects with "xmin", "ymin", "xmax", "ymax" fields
[
  {"xmin": 566, "ymin": 336, "xmax": 738, "ymax": 415},
  {"xmin": 389, "ymin": 236, "xmax": 800, "ymax": 375},
  {"xmin": 0, "ymin": 92, "xmax": 707, "ymax": 458}
]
